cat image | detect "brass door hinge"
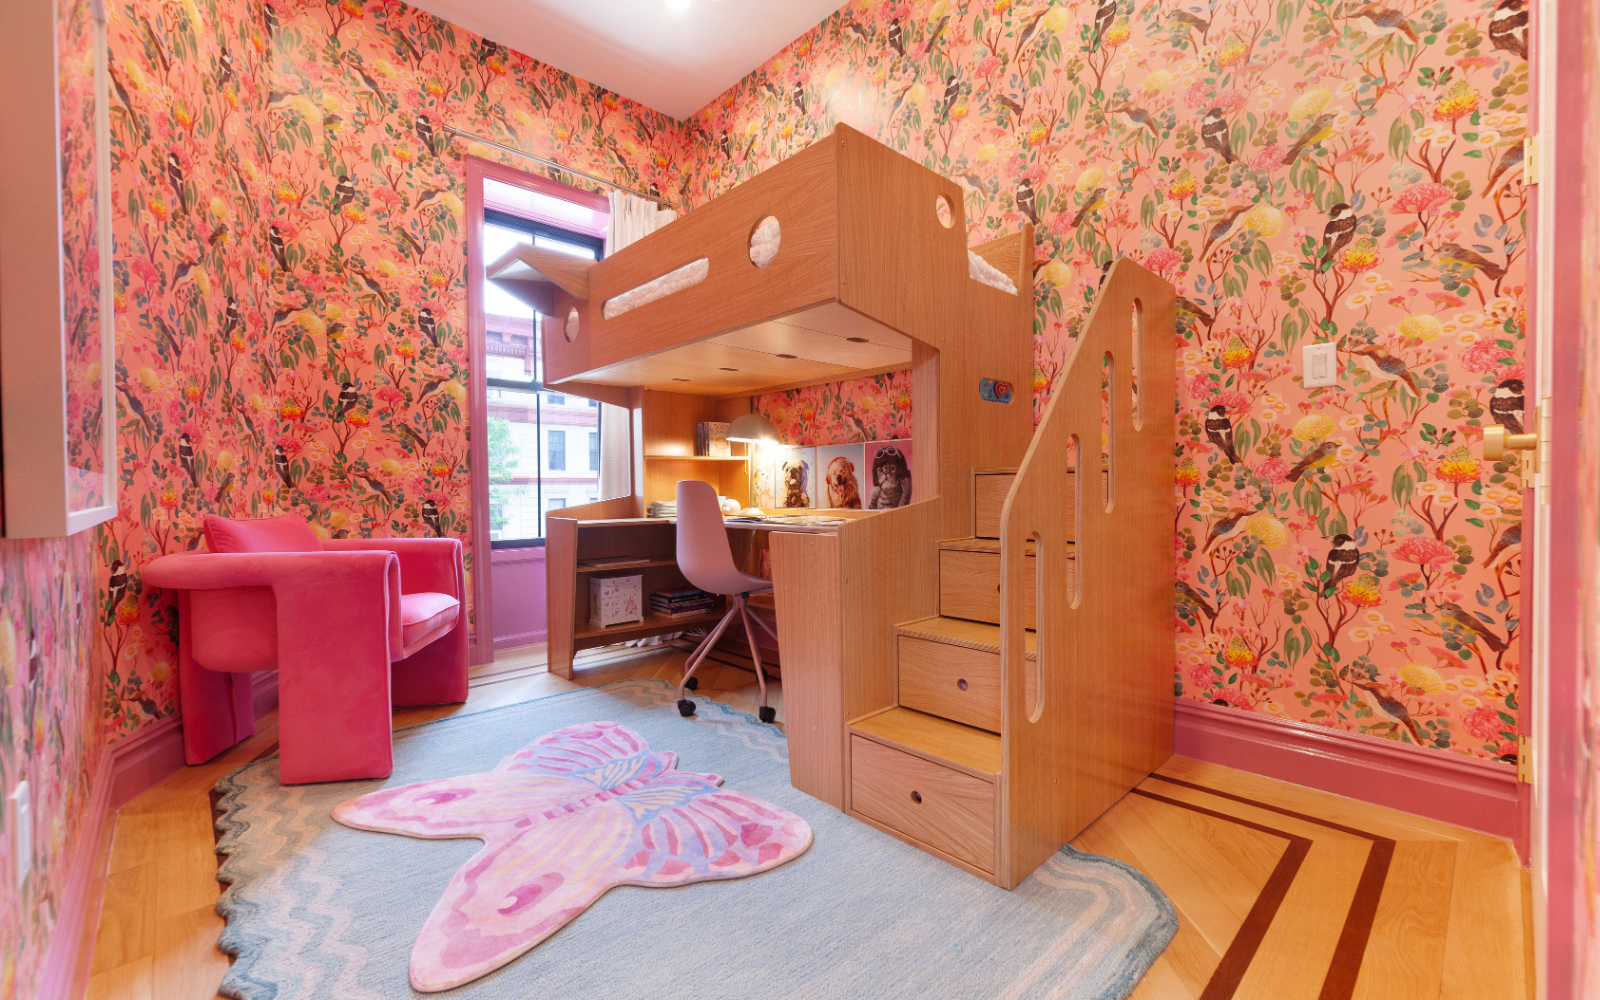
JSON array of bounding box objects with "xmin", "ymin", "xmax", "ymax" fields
[
  {"xmin": 1517, "ymin": 734, "xmax": 1532, "ymax": 784},
  {"xmin": 1524, "ymin": 134, "xmax": 1540, "ymax": 184}
]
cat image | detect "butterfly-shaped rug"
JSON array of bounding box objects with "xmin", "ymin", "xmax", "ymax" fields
[{"xmin": 332, "ymin": 720, "xmax": 813, "ymax": 992}]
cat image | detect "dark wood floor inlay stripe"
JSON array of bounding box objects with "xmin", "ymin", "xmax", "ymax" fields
[
  {"xmin": 1147, "ymin": 775, "xmax": 1398, "ymax": 1000},
  {"xmin": 1131, "ymin": 788, "xmax": 1311, "ymax": 1000}
]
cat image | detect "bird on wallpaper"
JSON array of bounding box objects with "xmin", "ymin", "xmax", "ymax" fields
[
  {"xmin": 419, "ymin": 306, "xmax": 440, "ymax": 348},
  {"xmin": 994, "ymin": 92, "xmax": 1026, "ymax": 126},
  {"xmin": 1349, "ymin": 343, "xmax": 1422, "ymax": 394},
  {"xmin": 105, "ymin": 560, "xmax": 128, "ymax": 621},
  {"xmin": 1203, "ymin": 404, "xmax": 1239, "ymax": 463},
  {"xmin": 359, "ymin": 472, "xmax": 395, "ymax": 505},
  {"xmin": 400, "ymin": 424, "xmax": 432, "ymax": 451},
  {"xmin": 1483, "ymin": 523, "xmax": 1523, "ymax": 568},
  {"xmin": 333, "ymin": 174, "xmax": 357, "ymax": 211},
  {"xmin": 1200, "ymin": 108, "xmax": 1236, "ymax": 163},
  {"xmin": 940, "ymin": 74, "xmax": 961, "ymax": 120},
  {"xmin": 1490, "ymin": 0, "xmax": 1528, "ymax": 58},
  {"xmin": 1323, "ymin": 534, "xmax": 1361, "ymax": 593},
  {"xmin": 166, "ymin": 151, "xmax": 188, "ymax": 214},
  {"xmin": 841, "ymin": 17, "xmax": 867, "ymax": 42},
  {"xmin": 887, "ymin": 17, "xmax": 906, "ymax": 55},
  {"xmin": 927, "ymin": 14, "xmax": 952, "ymax": 48},
  {"xmin": 1482, "ymin": 142, "xmax": 1525, "ymax": 196},
  {"xmin": 263, "ymin": 2, "xmax": 279, "ymax": 37},
  {"xmin": 1346, "ymin": 2, "xmax": 1419, "ymax": 43},
  {"xmin": 1091, "ymin": 0, "xmax": 1119, "ymax": 49},
  {"xmin": 269, "ymin": 224, "xmax": 289, "ymax": 271},
  {"xmin": 217, "ymin": 47, "xmax": 234, "ymax": 88},
  {"xmin": 208, "ymin": 224, "xmax": 229, "ymax": 247},
  {"xmin": 792, "ymin": 78, "xmax": 807, "ymax": 116},
  {"xmin": 222, "ymin": 296, "xmax": 242, "ymax": 340},
  {"xmin": 1175, "ymin": 581, "xmax": 1218, "ymax": 625},
  {"xmin": 1352, "ymin": 681, "xmax": 1424, "ymax": 743},
  {"xmin": 414, "ymin": 114, "xmax": 436, "ymax": 155},
  {"xmin": 719, "ymin": 132, "xmax": 733, "ymax": 160},
  {"xmin": 1176, "ymin": 295, "xmax": 1216, "ymax": 328},
  {"xmin": 1168, "ymin": 9, "xmax": 1212, "ymax": 39},
  {"xmin": 116, "ymin": 378, "xmax": 151, "ymax": 430},
  {"xmin": 274, "ymin": 444, "xmax": 295, "ymax": 488},
  {"xmin": 1285, "ymin": 441, "xmax": 1340, "ymax": 482},
  {"xmin": 1107, "ymin": 101, "xmax": 1160, "ymax": 140},
  {"xmin": 334, "ymin": 381, "xmax": 360, "ymax": 421},
  {"xmin": 1202, "ymin": 508, "xmax": 1254, "ymax": 553},
  {"xmin": 1490, "ymin": 377, "xmax": 1525, "ymax": 434},
  {"xmin": 348, "ymin": 266, "xmax": 386, "ymax": 298},
  {"xmin": 1199, "ymin": 205, "xmax": 1251, "ymax": 261},
  {"xmin": 1318, "ymin": 203, "xmax": 1358, "ymax": 265},
  {"xmin": 178, "ymin": 433, "xmax": 199, "ymax": 487},
  {"xmin": 355, "ymin": 62, "xmax": 389, "ymax": 105},
  {"xmin": 1069, "ymin": 188, "xmax": 1108, "ymax": 228},
  {"xmin": 1437, "ymin": 243, "xmax": 1508, "ymax": 281},
  {"xmin": 1437, "ymin": 601, "xmax": 1510, "ymax": 653},
  {"xmin": 1284, "ymin": 112, "xmax": 1337, "ymax": 164},
  {"xmin": 172, "ymin": 258, "xmax": 200, "ymax": 292},
  {"xmin": 395, "ymin": 228, "xmax": 424, "ymax": 261},
  {"xmin": 421, "ymin": 497, "xmax": 443, "ymax": 537},
  {"xmin": 1016, "ymin": 177, "xmax": 1039, "ymax": 224},
  {"xmin": 153, "ymin": 316, "xmax": 184, "ymax": 359}
]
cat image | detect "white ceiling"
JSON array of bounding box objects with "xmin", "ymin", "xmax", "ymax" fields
[{"xmin": 404, "ymin": 0, "xmax": 848, "ymax": 120}]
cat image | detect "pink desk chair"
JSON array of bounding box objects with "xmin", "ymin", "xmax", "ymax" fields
[
  {"xmin": 674, "ymin": 480, "xmax": 778, "ymax": 723},
  {"xmin": 141, "ymin": 514, "xmax": 469, "ymax": 784}
]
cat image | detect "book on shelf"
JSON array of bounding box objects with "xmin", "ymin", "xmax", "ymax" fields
[
  {"xmin": 695, "ymin": 421, "xmax": 731, "ymax": 458},
  {"xmin": 651, "ymin": 606, "xmax": 717, "ymax": 620}
]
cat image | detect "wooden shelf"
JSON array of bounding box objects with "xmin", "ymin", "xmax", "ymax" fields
[
  {"xmin": 573, "ymin": 607, "xmax": 725, "ymax": 641},
  {"xmin": 850, "ymin": 707, "xmax": 1002, "ymax": 779},
  {"xmin": 575, "ymin": 558, "xmax": 679, "ymax": 573},
  {"xmin": 643, "ymin": 454, "xmax": 748, "ymax": 462}
]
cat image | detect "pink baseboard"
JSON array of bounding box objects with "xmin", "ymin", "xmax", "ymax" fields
[
  {"xmin": 1174, "ymin": 699, "xmax": 1523, "ymax": 854},
  {"xmin": 36, "ymin": 670, "xmax": 281, "ymax": 1000}
]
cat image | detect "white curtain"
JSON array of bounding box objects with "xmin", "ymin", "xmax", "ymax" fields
[{"xmin": 606, "ymin": 189, "xmax": 676, "ymax": 252}]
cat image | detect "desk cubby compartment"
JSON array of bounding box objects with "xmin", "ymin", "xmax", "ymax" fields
[{"xmin": 849, "ymin": 735, "xmax": 996, "ymax": 874}]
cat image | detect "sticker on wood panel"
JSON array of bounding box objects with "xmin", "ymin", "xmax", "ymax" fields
[{"xmin": 979, "ymin": 378, "xmax": 1013, "ymax": 404}]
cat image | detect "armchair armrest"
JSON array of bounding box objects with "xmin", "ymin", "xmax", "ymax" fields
[{"xmin": 320, "ymin": 537, "xmax": 465, "ymax": 602}]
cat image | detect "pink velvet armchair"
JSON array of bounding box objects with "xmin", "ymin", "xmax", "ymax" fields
[{"xmin": 141, "ymin": 514, "xmax": 469, "ymax": 783}]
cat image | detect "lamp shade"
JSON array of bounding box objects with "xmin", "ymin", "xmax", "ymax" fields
[{"xmin": 727, "ymin": 413, "xmax": 779, "ymax": 444}]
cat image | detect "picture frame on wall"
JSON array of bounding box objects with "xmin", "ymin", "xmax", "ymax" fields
[
  {"xmin": 778, "ymin": 447, "xmax": 815, "ymax": 509},
  {"xmin": 864, "ymin": 440, "xmax": 912, "ymax": 510},
  {"xmin": 817, "ymin": 444, "xmax": 865, "ymax": 509}
]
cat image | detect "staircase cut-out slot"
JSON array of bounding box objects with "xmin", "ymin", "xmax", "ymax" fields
[
  {"xmin": 1101, "ymin": 352, "xmax": 1115, "ymax": 512},
  {"xmin": 1027, "ymin": 530, "xmax": 1045, "ymax": 723},
  {"xmin": 1130, "ymin": 299, "xmax": 1144, "ymax": 430}
]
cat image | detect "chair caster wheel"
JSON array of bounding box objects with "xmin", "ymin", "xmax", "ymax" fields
[
  {"xmin": 684, "ymin": 677, "xmax": 699, "ymax": 691},
  {"xmin": 758, "ymin": 706, "xmax": 776, "ymax": 724},
  {"xmin": 677, "ymin": 699, "xmax": 697, "ymax": 718}
]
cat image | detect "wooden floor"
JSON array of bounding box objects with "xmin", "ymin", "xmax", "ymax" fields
[{"xmin": 85, "ymin": 643, "xmax": 1530, "ymax": 1000}]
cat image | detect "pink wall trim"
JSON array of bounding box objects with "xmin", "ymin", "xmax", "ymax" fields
[
  {"xmin": 37, "ymin": 673, "xmax": 280, "ymax": 999},
  {"xmin": 1175, "ymin": 699, "xmax": 1523, "ymax": 850},
  {"xmin": 490, "ymin": 545, "xmax": 547, "ymax": 650}
]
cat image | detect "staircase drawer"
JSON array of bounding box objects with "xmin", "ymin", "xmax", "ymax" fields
[
  {"xmin": 898, "ymin": 637, "xmax": 1001, "ymax": 732},
  {"xmin": 939, "ymin": 549, "xmax": 1037, "ymax": 628},
  {"xmin": 850, "ymin": 736, "xmax": 995, "ymax": 872}
]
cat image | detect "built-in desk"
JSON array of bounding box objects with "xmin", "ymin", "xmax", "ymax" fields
[{"xmin": 544, "ymin": 508, "xmax": 875, "ymax": 678}]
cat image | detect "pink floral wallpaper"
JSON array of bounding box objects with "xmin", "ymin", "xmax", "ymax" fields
[
  {"xmin": 0, "ymin": 537, "xmax": 101, "ymax": 1000},
  {"xmin": 707, "ymin": 0, "xmax": 1527, "ymax": 760},
  {"xmin": 98, "ymin": 0, "xmax": 688, "ymax": 738},
  {"xmin": 753, "ymin": 370, "xmax": 915, "ymax": 446}
]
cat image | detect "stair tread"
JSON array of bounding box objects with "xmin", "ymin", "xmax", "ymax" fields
[
  {"xmin": 851, "ymin": 707, "xmax": 1001, "ymax": 778},
  {"xmin": 973, "ymin": 467, "xmax": 1020, "ymax": 475},
  {"xmin": 898, "ymin": 616, "xmax": 1037, "ymax": 659}
]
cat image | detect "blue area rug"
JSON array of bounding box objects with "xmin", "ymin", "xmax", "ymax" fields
[{"xmin": 211, "ymin": 679, "xmax": 1176, "ymax": 999}]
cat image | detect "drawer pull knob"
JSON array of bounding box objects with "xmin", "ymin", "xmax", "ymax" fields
[
  {"xmin": 910, "ymin": 791, "xmax": 923, "ymax": 804},
  {"xmin": 957, "ymin": 678, "xmax": 969, "ymax": 691}
]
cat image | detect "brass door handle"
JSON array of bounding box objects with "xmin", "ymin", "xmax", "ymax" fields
[{"xmin": 1482, "ymin": 424, "xmax": 1537, "ymax": 460}]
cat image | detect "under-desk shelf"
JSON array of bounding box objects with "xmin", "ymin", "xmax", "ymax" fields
[
  {"xmin": 572, "ymin": 608, "xmax": 725, "ymax": 642},
  {"xmin": 643, "ymin": 454, "xmax": 749, "ymax": 462},
  {"xmin": 575, "ymin": 558, "xmax": 679, "ymax": 573}
]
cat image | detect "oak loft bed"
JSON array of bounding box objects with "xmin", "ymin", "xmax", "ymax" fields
[{"xmin": 487, "ymin": 124, "xmax": 1178, "ymax": 889}]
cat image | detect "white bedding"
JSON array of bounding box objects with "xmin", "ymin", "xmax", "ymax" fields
[
  {"xmin": 750, "ymin": 216, "xmax": 781, "ymax": 268},
  {"xmin": 968, "ymin": 249, "xmax": 1018, "ymax": 294},
  {"xmin": 602, "ymin": 257, "xmax": 710, "ymax": 319}
]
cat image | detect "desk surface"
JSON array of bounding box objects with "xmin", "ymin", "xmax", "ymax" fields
[{"xmin": 572, "ymin": 515, "xmax": 853, "ymax": 535}]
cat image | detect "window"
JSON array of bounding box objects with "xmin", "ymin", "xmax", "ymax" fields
[{"xmin": 482, "ymin": 186, "xmax": 603, "ymax": 548}]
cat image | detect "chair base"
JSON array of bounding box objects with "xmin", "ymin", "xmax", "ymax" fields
[{"xmin": 676, "ymin": 593, "xmax": 776, "ymax": 719}]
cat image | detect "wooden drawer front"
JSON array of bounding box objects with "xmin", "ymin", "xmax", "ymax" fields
[
  {"xmin": 939, "ymin": 550, "xmax": 1036, "ymax": 628},
  {"xmin": 974, "ymin": 474, "xmax": 1015, "ymax": 539},
  {"xmin": 850, "ymin": 736, "xmax": 995, "ymax": 872},
  {"xmin": 898, "ymin": 637, "xmax": 1001, "ymax": 733}
]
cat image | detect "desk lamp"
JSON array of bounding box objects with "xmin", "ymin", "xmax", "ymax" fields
[{"xmin": 727, "ymin": 413, "xmax": 779, "ymax": 511}]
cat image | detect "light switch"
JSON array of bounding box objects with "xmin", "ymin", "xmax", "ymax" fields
[
  {"xmin": 1303, "ymin": 342, "xmax": 1338, "ymax": 388},
  {"xmin": 10, "ymin": 781, "xmax": 29, "ymax": 888}
]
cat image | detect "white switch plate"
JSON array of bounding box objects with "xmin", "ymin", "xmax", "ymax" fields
[
  {"xmin": 1303, "ymin": 342, "xmax": 1338, "ymax": 387},
  {"xmin": 10, "ymin": 781, "xmax": 29, "ymax": 888}
]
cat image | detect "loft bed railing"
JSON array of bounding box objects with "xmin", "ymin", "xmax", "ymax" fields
[{"xmin": 996, "ymin": 259, "xmax": 1177, "ymax": 885}]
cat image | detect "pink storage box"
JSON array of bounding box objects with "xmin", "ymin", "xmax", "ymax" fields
[{"xmin": 589, "ymin": 574, "xmax": 643, "ymax": 627}]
